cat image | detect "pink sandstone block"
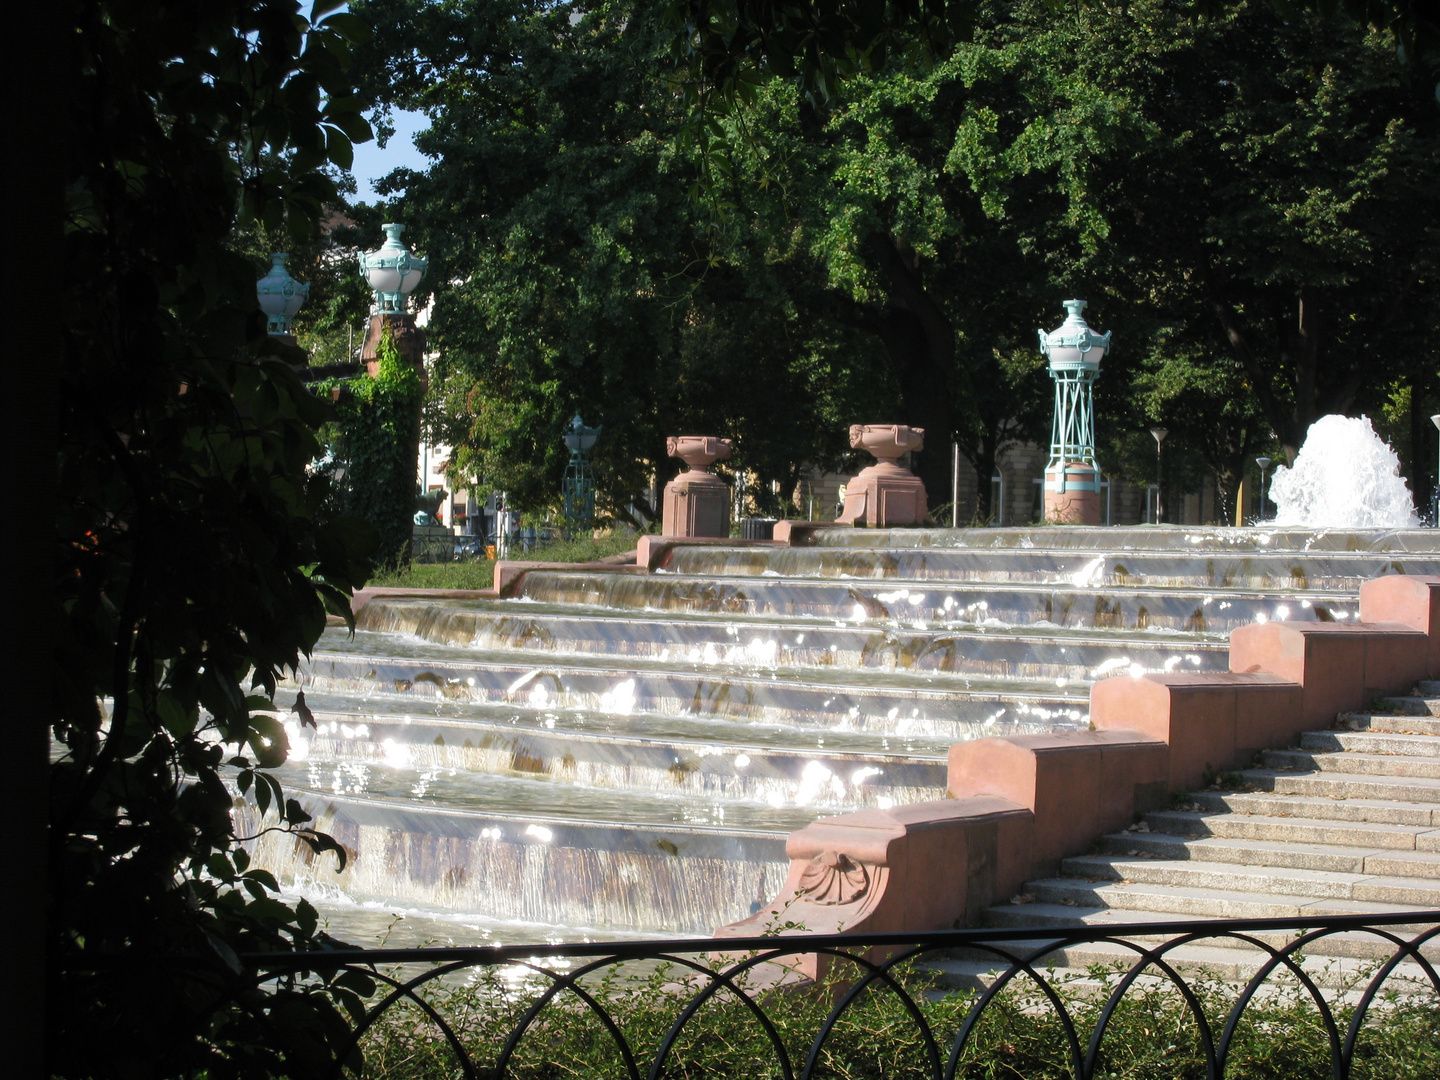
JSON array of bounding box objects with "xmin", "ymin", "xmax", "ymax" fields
[
  {"xmin": 1360, "ymin": 575, "xmax": 1440, "ymax": 678},
  {"xmin": 1090, "ymin": 673, "xmax": 1302, "ymax": 790},
  {"xmin": 948, "ymin": 731, "xmax": 1167, "ymax": 873},
  {"xmin": 1230, "ymin": 622, "xmax": 1427, "ymax": 723},
  {"xmin": 773, "ymin": 520, "xmax": 849, "ymax": 545},
  {"xmin": 493, "ymin": 559, "xmax": 644, "ymax": 597},
  {"xmin": 635, "ymin": 535, "xmax": 785, "ymax": 571},
  {"xmin": 714, "ymin": 796, "xmax": 1030, "ymax": 975}
]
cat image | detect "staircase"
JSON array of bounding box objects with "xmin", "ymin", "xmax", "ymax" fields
[
  {"xmin": 258, "ymin": 526, "xmax": 1439, "ymax": 946},
  {"xmin": 964, "ymin": 682, "xmax": 1440, "ymax": 980}
]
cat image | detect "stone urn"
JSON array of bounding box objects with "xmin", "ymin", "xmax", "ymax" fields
[
  {"xmin": 667, "ymin": 435, "xmax": 732, "ymax": 473},
  {"xmin": 663, "ymin": 436, "xmax": 733, "ymax": 538},
  {"xmin": 838, "ymin": 424, "xmax": 929, "ymax": 527}
]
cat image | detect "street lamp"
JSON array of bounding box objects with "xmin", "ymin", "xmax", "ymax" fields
[
  {"xmin": 1431, "ymin": 414, "xmax": 1439, "ymax": 527},
  {"xmin": 359, "ymin": 223, "xmax": 429, "ymax": 314},
  {"xmin": 256, "ymin": 253, "xmax": 309, "ymax": 335},
  {"xmin": 1150, "ymin": 427, "xmax": 1168, "ymax": 524},
  {"xmin": 1255, "ymin": 457, "xmax": 1272, "ymax": 524},
  {"xmin": 561, "ymin": 413, "xmax": 601, "ymax": 539},
  {"xmin": 1037, "ymin": 300, "xmax": 1110, "ymax": 524}
]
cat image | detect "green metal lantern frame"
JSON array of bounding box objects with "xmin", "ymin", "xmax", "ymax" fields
[
  {"xmin": 561, "ymin": 414, "xmax": 602, "ymax": 539},
  {"xmin": 1037, "ymin": 300, "xmax": 1111, "ymax": 496}
]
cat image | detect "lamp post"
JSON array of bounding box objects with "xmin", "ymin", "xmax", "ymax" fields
[
  {"xmin": 256, "ymin": 253, "xmax": 309, "ymax": 336},
  {"xmin": 1255, "ymin": 457, "xmax": 1272, "ymax": 524},
  {"xmin": 1037, "ymin": 300, "xmax": 1111, "ymax": 524},
  {"xmin": 1150, "ymin": 427, "xmax": 1168, "ymax": 524},
  {"xmin": 561, "ymin": 414, "xmax": 601, "ymax": 539},
  {"xmin": 359, "ymin": 223, "xmax": 429, "ymax": 314},
  {"xmin": 1431, "ymin": 414, "xmax": 1439, "ymax": 526}
]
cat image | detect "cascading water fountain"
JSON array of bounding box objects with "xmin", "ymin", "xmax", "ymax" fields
[
  {"xmin": 245, "ymin": 514, "xmax": 1440, "ymax": 948},
  {"xmin": 1269, "ymin": 414, "xmax": 1420, "ymax": 529}
]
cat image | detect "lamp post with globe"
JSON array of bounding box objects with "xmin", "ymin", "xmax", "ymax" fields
[
  {"xmin": 1256, "ymin": 457, "xmax": 1273, "ymax": 523},
  {"xmin": 256, "ymin": 253, "xmax": 309, "ymax": 342},
  {"xmin": 1037, "ymin": 300, "xmax": 1111, "ymax": 525},
  {"xmin": 561, "ymin": 414, "xmax": 602, "ymax": 539},
  {"xmin": 358, "ymin": 223, "xmax": 430, "ymax": 373}
]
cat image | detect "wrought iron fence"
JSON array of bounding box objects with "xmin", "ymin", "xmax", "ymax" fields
[{"xmin": 246, "ymin": 911, "xmax": 1438, "ymax": 1080}]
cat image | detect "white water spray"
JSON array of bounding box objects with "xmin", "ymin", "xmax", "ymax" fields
[{"xmin": 1268, "ymin": 415, "xmax": 1418, "ymax": 528}]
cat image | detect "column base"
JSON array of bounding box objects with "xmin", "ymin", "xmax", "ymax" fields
[
  {"xmin": 838, "ymin": 463, "xmax": 929, "ymax": 527},
  {"xmin": 662, "ymin": 473, "xmax": 731, "ymax": 537}
]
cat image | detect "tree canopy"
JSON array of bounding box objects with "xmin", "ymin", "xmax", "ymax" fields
[{"xmin": 357, "ymin": 0, "xmax": 1436, "ymax": 520}]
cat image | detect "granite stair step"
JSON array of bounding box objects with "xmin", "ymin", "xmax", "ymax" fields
[
  {"xmin": 1259, "ymin": 749, "xmax": 1440, "ymax": 780},
  {"xmin": 994, "ymin": 879, "xmax": 1440, "ymax": 924},
  {"xmin": 981, "ymin": 901, "xmax": 1439, "ymax": 963},
  {"xmin": 919, "ymin": 941, "xmax": 1435, "ymax": 991},
  {"xmin": 1240, "ymin": 767, "xmax": 1440, "ymax": 803},
  {"xmin": 1100, "ymin": 830, "xmax": 1440, "ymax": 877},
  {"xmin": 1300, "ymin": 730, "xmax": 1440, "ymax": 756},
  {"xmin": 1339, "ymin": 712, "xmax": 1440, "ymax": 736},
  {"xmin": 1184, "ymin": 789, "xmax": 1440, "ymax": 826},
  {"xmin": 1141, "ymin": 809, "xmax": 1440, "ymax": 850},
  {"xmin": 1062, "ymin": 853, "xmax": 1440, "ymax": 906}
]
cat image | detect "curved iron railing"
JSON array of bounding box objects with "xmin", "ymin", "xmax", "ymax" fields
[{"xmin": 245, "ymin": 911, "xmax": 1439, "ymax": 1080}]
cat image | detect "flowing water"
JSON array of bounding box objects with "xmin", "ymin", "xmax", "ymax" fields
[{"xmin": 255, "ymin": 526, "xmax": 1440, "ymax": 945}]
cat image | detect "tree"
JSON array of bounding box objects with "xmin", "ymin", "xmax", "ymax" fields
[
  {"xmin": 54, "ymin": 2, "xmax": 381, "ymax": 1074},
  {"xmin": 353, "ymin": 0, "xmax": 886, "ymax": 521},
  {"xmin": 1067, "ymin": 0, "xmax": 1440, "ymax": 501}
]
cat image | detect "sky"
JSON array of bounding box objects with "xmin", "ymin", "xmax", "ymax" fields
[{"xmin": 347, "ymin": 109, "xmax": 431, "ymax": 204}]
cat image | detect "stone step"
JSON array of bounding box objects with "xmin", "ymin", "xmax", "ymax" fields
[
  {"xmin": 1338, "ymin": 712, "xmax": 1440, "ymax": 736},
  {"xmin": 999, "ymin": 879, "xmax": 1440, "ymax": 924},
  {"xmin": 981, "ymin": 901, "xmax": 1439, "ymax": 962},
  {"xmin": 1143, "ymin": 809, "xmax": 1440, "ymax": 851},
  {"xmin": 1101, "ymin": 830, "xmax": 1440, "ymax": 877},
  {"xmin": 1063, "ymin": 853, "xmax": 1440, "ymax": 906},
  {"xmin": 1261, "ymin": 748, "xmax": 1440, "ymax": 779},
  {"xmin": 919, "ymin": 941, "xmax": 1435, "ymax": 991},
  {"xmin": 1300, "ymin": 729, "xmax": 1440, "ymax": 757},
  {"xmin": 1241, "ymin": 767, "xmax": 1440, "ymax": 804},
  {"xmin": 1184, "ymin": 788, "xmax": 1440, "ymax": 827}
]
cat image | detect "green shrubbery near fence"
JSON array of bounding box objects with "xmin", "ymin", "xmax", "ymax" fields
[{"xmin": 350, "ymin": 958, "xmax": 1437, "ymax": 1080}]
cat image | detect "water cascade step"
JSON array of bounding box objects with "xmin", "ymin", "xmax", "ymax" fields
[{"xmin": 251, "ymin": 527, "xmax": 1440, "ymax": 941}]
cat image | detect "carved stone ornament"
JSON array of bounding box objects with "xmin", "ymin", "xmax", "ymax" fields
[{"xmin": 797, "ymin": 849, "xmax": 870, "ymax": 905}]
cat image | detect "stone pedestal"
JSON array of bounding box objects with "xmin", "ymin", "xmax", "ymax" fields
[
  {"xmin": 663, "ymin": 436, "xmax": 733, "ymax": 538},
  {"xmin": 1043, "ymin": 461, "xmax": 1101, "ymax": 525},
  {"xmin": 362, "ymin": 313, "xmax": 428, "ymax": 390},
  {"xmin": 838, "ymin": 425, "xmax": 929, "ymax": 527}
]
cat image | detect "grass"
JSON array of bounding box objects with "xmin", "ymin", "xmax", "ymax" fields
[
  {"xmin": 366, "ymin": 533, "xmax": 641, "ymax": 590},
  {"xmin": 348, "ymin": 955, "xmax": 1438, "ymax": 1079}
]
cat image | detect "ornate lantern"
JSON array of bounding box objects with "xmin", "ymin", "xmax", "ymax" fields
[
  {"xmin": 256, "ymin": 253, "xmax": 309, "ymax": 334},
  {"xmin": 1038, "ymin": 300, "xmax": 1111, "ymax": 525},
  {"xmin": 358, "ymin": 223, "xmax": 428, "ymax": 314}
]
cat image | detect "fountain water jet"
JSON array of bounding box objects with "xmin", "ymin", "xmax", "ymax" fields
[{"xmin": 1269, "ymin": 415, "xmax": 1419, "ymax": 528}]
